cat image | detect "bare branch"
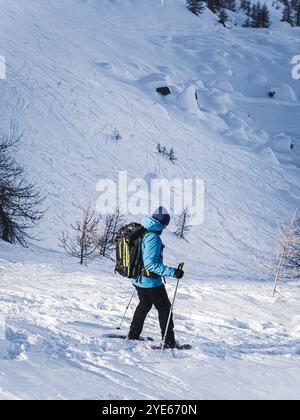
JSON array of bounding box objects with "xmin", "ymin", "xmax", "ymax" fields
[
  {"xmin": 59, "ymin": 204, "xmax": 100, "ymax": 266},
  {"xmin": 262, "ymin": 210, "xmax": 300, "ymax": 296},
  {"xmin": 95, "ymin": 209, "xmax": 127, "ymax": 260}
]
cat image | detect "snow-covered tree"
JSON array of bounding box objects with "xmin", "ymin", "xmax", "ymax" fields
[
  {"xmin": 250, "ymin": 2, "xmax": 260, "ymax": 27},
  {"xmin": 281, "ymin": 2, "xmax": 295, "ymax": 26},
  {"xmin": 219, "ymin": 8, "xmax": 229, "ymax": 26},
  {"xmin": 260, "ymin": 3, "xmax": 271, "ymax": 27},
  {"xmin": 186, "ymin": 0, "xmax": 206, "ymax": 15},
  {"xmin": 246, "ymin": 2, "xmax": 270, "ymax": 28},
  {"xmin": 206, "ymin": 0, "xmax": 222, "ymax": 13},
  {"xmin": 295, "ymin": 3, "xmax": 300, "ymax": 25},
  {"xmin": 241, "ymin": 0, "xmax": 252, "ymax": 14}
]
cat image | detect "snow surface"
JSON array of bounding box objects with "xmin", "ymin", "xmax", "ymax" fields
[
  {"xmin": 0, "ymin": 0, "xmax": 300, "ymax": 400},
  {"xmin": 1, "ymin": 242, "xmax": 300, "ymax": 400}
]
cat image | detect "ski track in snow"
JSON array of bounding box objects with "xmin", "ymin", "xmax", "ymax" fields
[{"xmin": 0, "ymin": 245, "xmax": 300, "ymax": 400}]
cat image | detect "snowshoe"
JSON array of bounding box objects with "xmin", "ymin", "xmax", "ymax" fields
[
  {"xmin": 103, "ymin": 334, "xmax": 154, "ymax": 342},
  {"xmin": 151, "ymin": 343, "xmax": 192, "ymax": 351}
]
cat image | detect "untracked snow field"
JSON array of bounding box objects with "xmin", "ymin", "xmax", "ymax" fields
[{"xmin": 0, "ymin": 0, "xmax": 300, "ymax": 400}]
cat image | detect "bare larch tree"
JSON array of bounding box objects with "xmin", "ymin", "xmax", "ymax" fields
[
  {"xmin": 0, "ymin": 131, "xmax": 45, "ymax": 246},
  {"xmin": 286, "ymin": 218, "xmax": 300, "ymax": 277},
  {"xmin": 59, "ymin": 204, "xmax": 100, "ymax": 265},
  {"xmin": 260, "ymin": 209, "xmax": 300, "ymax": 297},
  {"xmin": 96, "ymin": 209, "xmax": 126, "ymax": 259},
  {"xmin": 175, "ymin": 208, "xmax": 192, "ymax": 240}
]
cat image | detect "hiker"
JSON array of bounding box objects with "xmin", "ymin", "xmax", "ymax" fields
[{"xmin": 128, "ymin": 207, "xmax": 184, "ymax": 349}]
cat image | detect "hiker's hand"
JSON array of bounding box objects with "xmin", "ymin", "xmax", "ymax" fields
[{"xmin": 174, "ymin": 268, "xmax": 184, "ymax": 280}]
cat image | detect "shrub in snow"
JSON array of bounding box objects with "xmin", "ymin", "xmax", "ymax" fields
[
  {"xmin": 112, "ymin": 129, "xmax": 122, "ymax": 142},
  {"xmin": 106, "ymin": 129, "xmax": 122, "ymax": 143},
  {"xmin": 157, "ymin": 143, "xmax": 177, "ymax": 164},
  {"xmin": 168, "ymin": 148, "xmax": 177, "ymax": 164},
  {"xmin": 157, "ymin": 143, "xmax": 167, "ymax": 156}
]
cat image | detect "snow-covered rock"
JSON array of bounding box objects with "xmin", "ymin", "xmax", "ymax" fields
[
  {"xmin": 272, "ymin": 133, "xmax": 293, "ymax": 152},
  {"xmin": 177, "ymin": 84, "xmax": 199, "ymax": 114}
]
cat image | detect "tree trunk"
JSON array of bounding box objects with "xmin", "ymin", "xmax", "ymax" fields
[{"xmin": 0, "ymin": 203, "xmax": 11, "ymax": 243}]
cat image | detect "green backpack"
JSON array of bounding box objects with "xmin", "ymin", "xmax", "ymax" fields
[{"xmin": 115, "ymin": 223, "xmax": 146, "ymax": 279}]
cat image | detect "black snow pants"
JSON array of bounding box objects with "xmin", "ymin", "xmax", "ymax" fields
[{"xmin": 128, "ymin": 285, "xmax": 176, "ymax": 347}]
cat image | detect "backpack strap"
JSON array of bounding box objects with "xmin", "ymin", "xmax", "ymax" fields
[
  {"xmin": 140, "ymin": 230, "xmax": 161, "ymax": 278},
  {"xmin": 141, "ymin": 268, "xmax": 160, "ymax": 278}
]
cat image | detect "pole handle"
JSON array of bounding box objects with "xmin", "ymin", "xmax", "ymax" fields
[{"xmin": 178, "ymin": 262, "xmax": 184, "ymax": 271}]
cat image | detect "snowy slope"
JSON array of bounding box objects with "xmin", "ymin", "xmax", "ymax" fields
[
  {"xmin": 0, "ymin": 0, "xmax": 299, "ymax": 271},
  {"xmin": 0, "ymin": 0, "xmax": 300, "ymax": 400}
]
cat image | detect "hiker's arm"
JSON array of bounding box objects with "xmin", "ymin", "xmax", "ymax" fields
[{"xmin": 143, "ymin": 233, "xmax": 176, "ymax": 277}]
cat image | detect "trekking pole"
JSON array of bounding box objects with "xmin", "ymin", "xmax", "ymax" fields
[
  {"xmin": 116, "ymin": 288, "xmax": 136, "ymax": 331},
  {"xmin": 159, "ymin": 262, "xmax": 184, "ymax": 363}
]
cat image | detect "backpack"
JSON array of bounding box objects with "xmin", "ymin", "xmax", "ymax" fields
[{"xmin": 115, "ymin": 223, "xmax": 146, "ymax": 279}]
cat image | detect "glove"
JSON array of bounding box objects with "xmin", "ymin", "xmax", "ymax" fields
[{"xmin": 174, "ymin": 268, "xmax": 184, "ymax": 280}]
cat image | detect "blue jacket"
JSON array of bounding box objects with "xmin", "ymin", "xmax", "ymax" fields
[{"xmin": 132, "ymin": 216, "xmax": 176, "ymax": 289}]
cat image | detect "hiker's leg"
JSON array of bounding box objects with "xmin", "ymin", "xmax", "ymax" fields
[
  {"xmin": 151, "ymin": 285, "xmax": 176, "ymax": 348},
  {"xmin": 128, "ymin": 288, "xmax": 152, "ymax": 340}
]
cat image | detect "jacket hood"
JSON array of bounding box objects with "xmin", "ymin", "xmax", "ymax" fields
[{"xmin": 141, "ymin": 216, "xmax": 164, "ymax": 234}]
